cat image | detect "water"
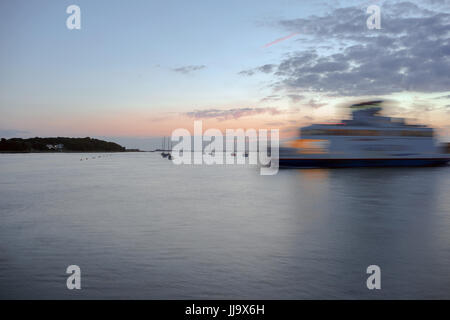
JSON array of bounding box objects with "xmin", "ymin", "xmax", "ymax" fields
[{"xmin": 1, "ymin": 153, "xmax": 450, "ymax": 299}]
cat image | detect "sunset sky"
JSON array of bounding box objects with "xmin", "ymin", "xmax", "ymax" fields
[{"xmin": 1, "ymin": 0, "xmax": 449, "ymax": 149}]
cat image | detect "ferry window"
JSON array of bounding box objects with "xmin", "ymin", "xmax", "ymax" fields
[{"xmin": 328, "ymin": 129, "xmax": 379, "ymax": 136}]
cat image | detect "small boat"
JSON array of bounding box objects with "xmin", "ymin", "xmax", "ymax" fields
[{"xmin": 161, "ymin": 137, "xmax": 169, "ymax": 158}]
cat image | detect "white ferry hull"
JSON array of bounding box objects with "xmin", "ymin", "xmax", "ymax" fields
[{"xmin": 279, "ymin": 100, "xmax": 450, "ymax": 168}]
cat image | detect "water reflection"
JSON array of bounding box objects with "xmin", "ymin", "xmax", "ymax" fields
[{"xmin": 0, "ymin": 154, "xmax": 449, "ymax": 299}]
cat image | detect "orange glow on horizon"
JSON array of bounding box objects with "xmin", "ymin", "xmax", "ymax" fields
[{"xmin": 11, "ymin": 101, "xmax": 450, "ymax": 139}]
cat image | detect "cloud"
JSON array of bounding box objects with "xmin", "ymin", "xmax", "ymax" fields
[
  {"xmin": 307, "ymin": 98, "xmax": 327, "ymax": 109},
  {"xmin": 238, "ymin": 64, "xmax": 277, "ymax": 76},
  {"xmin": 241, "ymin": 2, "xmax": 450, "ymax": 96},
  {"xmin": 434, "ymin": 94, "xmax": 450, "ymax": 99},
  {"xmin": 184, "ymin": 107, "xmax": 283, "ymax": 121},
  {"xmin": 260, "ymin": 94, "xmax": 282, "ymax": 102},
  {"xmin": 286, "ymin": 94, "xmax": 306, "ymax": 103},
  {"xmin": 260, "ymin": 93, "xmax": 306, "ymax": 104},
  {"xmin": 172, "ymin": 65, "xmax": 206, "ymax": 74}
]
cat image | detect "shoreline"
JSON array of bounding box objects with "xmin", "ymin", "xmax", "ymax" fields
[{"xmin": 0, "ymin": 150, "xmax": 147, "ymax": 154}]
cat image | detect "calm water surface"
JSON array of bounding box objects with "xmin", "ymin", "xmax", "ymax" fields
[{"xmin": 1, "ymin": 153, "xmax": 450, "ymax": 299}]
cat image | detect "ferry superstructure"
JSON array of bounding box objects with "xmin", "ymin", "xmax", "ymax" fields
[{"xmin": 279, "ymin": 101, "xmax": 450, "ymax": 168}]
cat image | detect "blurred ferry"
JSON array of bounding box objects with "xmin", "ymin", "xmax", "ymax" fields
[{"xmin": 279, "ymin": 100, "xmax": 450, "ymax": 168}]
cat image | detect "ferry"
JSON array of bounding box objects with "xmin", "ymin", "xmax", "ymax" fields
[{"xmin": 279, "ymin": 100, "xmax": 450, "ymax": 168}]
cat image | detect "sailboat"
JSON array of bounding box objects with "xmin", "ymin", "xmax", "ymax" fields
[
  {"xmin": 167, "ymin": 139, "xmax": 173, "ymax": 160},
  {"xmin": 161, "ymin": 137, "xmax": 169, "ymax": 158}
]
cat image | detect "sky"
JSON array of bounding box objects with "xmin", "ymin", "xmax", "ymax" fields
[{"xmin": 0, "ymin": 0, "xmax": 449, "ymax": 149}]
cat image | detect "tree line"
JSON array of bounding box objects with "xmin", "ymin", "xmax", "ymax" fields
[{"xmin": 0, "ymin": 137, "xmax": 126, "ymax": 152}]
